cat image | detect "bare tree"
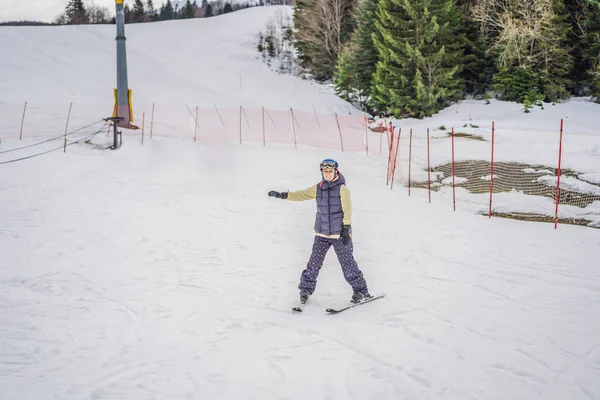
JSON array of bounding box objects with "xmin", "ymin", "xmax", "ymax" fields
[
  {"xmin": 87, "ymin": 5, "xmax": 111, "ymax": 23},
  {"xmin": 54, "ymin": 12, "xmax": 69, "ymax": 25},
  {"xmin": 470, "ymin": 0, "xmax": 569, "ymax": 70},
  {"xmin": 294, "ymin": 0, "xmax": 355, "ymax": 79},
  {"xmin": 211, "ymin": 0, "xmax": 225, "ymax": 14}
]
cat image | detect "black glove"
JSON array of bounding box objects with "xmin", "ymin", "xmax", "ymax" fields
[
  {"xmin": 340, "ymin": 225, "xmax": 351, "ymax": 245},
  {"xmin": 268, "ymin": 190, "xmax": 288, "ymax": 199}
]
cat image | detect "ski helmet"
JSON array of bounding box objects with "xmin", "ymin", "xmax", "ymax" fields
[
  {"xmin": 320, "ymin": 158, "xmax": 339, "ymax": 182},
  {"xmin": 320, "ymin": 158, "xmax": 338, "ymax": 170}
]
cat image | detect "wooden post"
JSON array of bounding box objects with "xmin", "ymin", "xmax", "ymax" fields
[
  {"xmin": 364, "ymin": 113, "xmax": 369, "ymax": 156},
  {"xmin": 265, "ymin": 109, "xmax": 276, "ymax": 128},
  {"xmin": 384, "ymin": 118, "xmax": 390, "ymax": 150},
  {"xmin": 291, "ymin": 108, "xmax": 298, "ymax": 148},
  {"xmin": 262, "ymin": 106, "xmax": 266, "ymax": 146},
  {"xmin": 386, "ymin": 123, "xmax": 394, "ymax": 185},
  {"xmin": 215, "ymin": 104, "xmax": 225, "ymax": 129},
  {"xmin": 390, "ymin": 128, "xmax": 401, "ymax": 190},
  {"xmin": 19, "ymin": 101, "xmax": 27, "ymax": 140},
  {"xmin": 194, "ymin": 106, "xmax": 198, "ymax": 142},
  {"xmin": 242, "ymin": 106, "xmax": 251, "ymax": 128},
  {"xmin": 141, "ymin": 112, "xmax": 145, "ymax": 144},
  {"xmin": 63, "ymin": 102, "xmax": 73, "ymax": 153},
  {"xmin": 334, "ymin": 112, "xmax": 344, "ymax": 152},
  {"xmin": 150, "ymin": 103, "xmax": 155, "ymax": 138},
  {"xmin": 312, "ymin": 103, "xmax": 320, "ymax": 127}
]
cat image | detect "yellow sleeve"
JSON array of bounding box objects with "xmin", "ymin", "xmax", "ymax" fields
[
  {"xmin": 341, "ymin": 185, "xmax": 352, "ymax": 225},
  {"xmin": 287, "ymin": 185, "xmax": 317, "ymax": 201}
]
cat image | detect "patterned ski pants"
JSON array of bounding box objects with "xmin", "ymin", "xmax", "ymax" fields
[{"xmin": 298, "ymin": 235, "xmax": 368, "ymax": 295}]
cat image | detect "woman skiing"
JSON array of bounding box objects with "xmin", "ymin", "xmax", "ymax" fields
[{"xmin": 268, "ymin": 158, "xmax": 371, "ymax": 305}]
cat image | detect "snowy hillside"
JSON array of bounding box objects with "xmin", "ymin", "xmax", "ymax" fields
[
  {"xmin": 1, "ymin": 6, "xmax": 600, "ymax": 400},
  {"xmin": 0, "ymin": 6, "xmax": 346, "ymax": 111}
]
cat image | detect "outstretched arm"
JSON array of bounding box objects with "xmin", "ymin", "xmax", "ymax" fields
[
  {"xmin": 287, "ymin": 185, "xmax": 317, "ymax": 201},
  {"xmin": 268, "ymin": 185, "xmax": 317, "ymax": 201}
]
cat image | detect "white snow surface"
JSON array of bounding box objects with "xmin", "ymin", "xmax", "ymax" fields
[
  {"xmin": 1, "ymin": 6, "xmax": 600, "ymax": 400},
  {"xmin": 441, "ymin": 176, "xmax": 469, "ymax": 185},
  {"xmin": 579, "ymin": 172, "xmax": 600, "ymax": 185},
  {"xmin": 523, "ymin": 168, "xmax": 554, "ymax": 174},
  {"xmin": 538, "ymin": 175, "xmax": 600, "ymax": 196}
]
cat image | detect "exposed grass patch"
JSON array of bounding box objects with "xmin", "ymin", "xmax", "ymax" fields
[
  {"xmin": 446, "ymin": 132, "xmax": 486, "ymax": 141},
  {"xmin": 408, "ymin": 160, "xmax": 600, "ymax": 228},
  {"xmin": 485, "ymin": 212, "xmax": 596, "ymax": 228}
]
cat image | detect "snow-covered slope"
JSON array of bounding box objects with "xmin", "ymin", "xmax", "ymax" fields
[
  {"xmin": 0, "ymin": 6, "xmax": 599, "ymax": 400},
  {"xmin": 0, "ymin": 6, "xmax": 349, "ymax": 112}
]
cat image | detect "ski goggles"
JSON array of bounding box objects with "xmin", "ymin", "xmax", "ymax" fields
[{"xmin": 320, "ymin": 161, "xmax": 338, "ymax": 170}]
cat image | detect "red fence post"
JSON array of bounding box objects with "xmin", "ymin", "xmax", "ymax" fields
[
  {"xmin": 408, "ymin": 128, "xmax": 413, "ymax": 196},
  {"xmin": 489, "ymin": 121, "xmax": 495, "ymax": 218},
  {"xmin": 554, "ymin": 119, "xmax": 564, "ymax": 229},
  {"xmin": 427, "ymin": 128, "xmax": 431, "ymax": 203},
  {"xmin": 386, "ymin": 123, "xmax": 393, "ymax": 185},
  {"xmin": 452, "ymin": 127, "xmax": 456, "ymax": 211}
]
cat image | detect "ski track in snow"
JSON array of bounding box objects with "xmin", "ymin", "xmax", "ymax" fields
[
  {"xmin": 0, "ymin": 5, "xmax": 599, "ymax": 398},
  {"xmin": 0, "ymin": 138, "xmax": 598, "ymax": 400}
]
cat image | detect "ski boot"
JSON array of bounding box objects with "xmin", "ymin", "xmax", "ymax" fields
[{"xmin": 351, "ymin": 291, "xmax": 373, "ymax": 304}]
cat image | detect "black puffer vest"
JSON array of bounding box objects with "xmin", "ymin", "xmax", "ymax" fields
[{"xmin": 314, "ymin": 173, "xmax": 347, "ymax": 236}]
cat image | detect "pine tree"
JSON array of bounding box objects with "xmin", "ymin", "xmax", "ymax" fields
[
  {"xmin": 492, "ymin": 67, "xmax": 538, "ymax": 102},
  {"xmin": 352, "ymin": 0, "xmax": 379, "ymax": 99},
  {"xmin": 538, "ymin": 0, "xmax": 573, "ymax": 101},
  {"xmin": 162, "ymin": 0, "xmax": 175, "ymax": 19},
  {"xmin": 564, "ymin": 0, "xmax": 589, "ymax": 94},
  {"xmin": 371, "ymin": 0, "xmax": 464, "ymax": 118},
  {"xmin": 205, "ymin": 4, "xmax": 213, "ymax": 17},
  {"xmin": 333, "ymin": 0, "xmax": 379, "ymax": 110},
  {"xmin": 455, "ymin": 0, "xmax": 494, "ymax": 96},
  {"xmin": 590, "ymin": 65, "xmax": 600, "ymax": 102},
  {"xmin": 182, "ymin": 0, "xmax": 195, "ymax": 17},
  {"xmin": 124, "ymin": 4, "xmax": 133, "ymax": 22},
  {"xmin": 133, "ymin": 0, "xmax": 146, "ymax": 22},
  {"xmin": 334, "ymin": 44, "xmax": 360, "ymax": 105},
  {"xmin": 566, "ymin": 0, "xmax": 600, "ymax": 101},
  {"xmin": 586, "ymin": 1, "xmax": 600, "ymax": 102},
  {"xmin": 223, "ymin": 3, "xmax": 233, "ymax": 13},
  {"xmin": 65, "ymin": 0, "xmax": 87, "ymax": 24},
  {"xmin": 147, "ymin": 0, "xmax": 156, "ymax": 18}
]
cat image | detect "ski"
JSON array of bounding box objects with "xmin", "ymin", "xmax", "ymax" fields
[
  {"xmin": 292, "ymin": 302, "xmax": 306, "ymax": 312},
  {"xmin": 326, "ymin": 293, "xmax": 385, "ymax": 314}
]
